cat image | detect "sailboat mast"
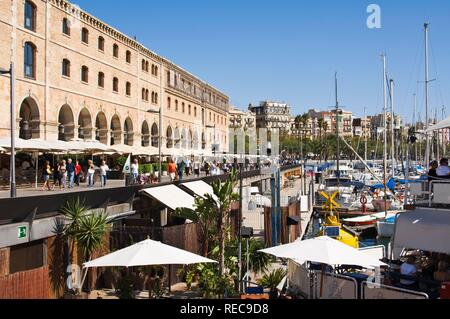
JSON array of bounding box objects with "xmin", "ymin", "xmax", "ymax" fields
[
  {"xmin": 424, "ymin": 23, "xmax": 431, "ymax": 167},
  {"xmin": 436, "ymin": 108, "xmax": 440, "ymax": 160},
  {"xmin": 414, "ymin": 94, "xmax": 418, "ymax": 162},
  {"xmin": 364, "ymin": 107, "xmax": 368, "ymax": 162},
  {"xmin": 335, "ymin": 72, "xmax": 340, "ymax": 189},
  {"xmin": 443, "ymin": 106, "xmax": 446, "ymax": 156},
  {"xmin": 382, "ymin": 54, "xmax": 388, "ymax": 212},
  {"xmin": 390, "ymin": 79, "xmax": 395, "ymax": 178}
]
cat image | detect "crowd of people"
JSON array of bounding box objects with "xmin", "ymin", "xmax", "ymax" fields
[{"xmin": 428, "ymin": 158, "xmax": 450, "ymax": 181}]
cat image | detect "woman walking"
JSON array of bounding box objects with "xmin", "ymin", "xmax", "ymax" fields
[
  {"xmin": 59, "ymin": 160, "xmax": 67, "ymax": 190},
  {"xmin": 87, "ymin": 160, "xmax": 95, "ymax": 188},
  {"xmin": 75, "ymin": 160, "xmax": 82, "ymax": 186},
  {"xmin": 41, "ymin": 161, "xmax": 52, "ymax": 191}
]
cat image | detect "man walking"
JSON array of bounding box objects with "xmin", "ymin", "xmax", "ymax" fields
[{"xmin": 66, "ymin": 158, "xmax": 75, "ymax": 189}]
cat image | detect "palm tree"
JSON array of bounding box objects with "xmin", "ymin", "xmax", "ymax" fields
[
  {"xmin": 318, "ymin": 118, "xmax": 324, "ymax": 141},
  {"xmin": 61, "ymin": 197, "xmax": 110, "ymax": 294}
]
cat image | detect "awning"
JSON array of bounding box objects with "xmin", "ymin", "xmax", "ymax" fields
[
  {"xmin": 392, "ymin": 209, "xmax": 450, "ymax": 258},
  {"xmin": 425, "ymin": 116, "xmax": 450, "ymax": 132},
  {"xmin": 180, "ymin": 180, "xmax": 217, "ymax": 200},
  {"xmin": 141, "ymin": 185, "xmax": 196, "ymax": 211}
]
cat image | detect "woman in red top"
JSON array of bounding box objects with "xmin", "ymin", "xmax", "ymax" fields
[
  {"xmin": 168, "ymin": 159, "xmax": 177, "ymax": 181},
  {"xmin": 74, "ymin": 160, "xmax": 82, "ymax": 186}
]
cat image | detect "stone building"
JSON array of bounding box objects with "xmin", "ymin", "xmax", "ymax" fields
[
  {"xmin": 248, "ymin": 101, "xmax": 293, "ymax": 134},
  {"xmin": 0, "ymin": 0, "xmax": 229, "ymax": 155}
]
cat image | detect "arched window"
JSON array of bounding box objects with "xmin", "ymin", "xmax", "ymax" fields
[
  {"xmin": 126, "ymin": 82, "xmax": 131, "ymax": 96},
  {"xmin": 98, "ymin": 72, "xmax": 104, "ymax": 88},
  {"xmin": 145, "ymin": 89, "xmax": 149, "ymax": 102},
  {"xmin": 151, "ymin": 92, "xmax": 155, "ymax": 104},
  {"xmin": 154, "ymin": 92, "xmax": 158, "ymax": 105},
  {"xmin": 126, "ymin": 50, "xmax": 131, "ymax": 63},
  {"xmin": 62, "ymin": 18, "xmax": 70, "ymax": 36},
  {"xmin": 182, "ymin": 103, "xmax": 185, "ymax": 113},
  {"xmin": 24, "ymin": 1, "xmax": 36, "ymax": 31},
  {"xmin": 98, "ymin": 36, "xmax": 105, "ymax": 51},
  {"xmin": 62, "ymin": 59, "xmax": 70, "ymax": 77},
  {"xmin": 113, "ymin": 77, "xmax": 119, "ymax": 93},
  {"xmin": 113, "ymin": 44, "xmax": 119, "ymax": 58},
  {"xmin": 145, "ymin": 61, "xmax": 149, "ymax": 72},
  {"xmin": 154, "ymin": 65, "xmax": 158, "ymax": 76},
  {"xmin": 142, "ymin": 88, "xmax": 146, "ymax": 101},
  {"xmin": 81, "ymin": 28, "xmax": 89, "ymax": 44},
  {"xmin": 175, "ymin": 100, "xmax": 178, "ymax": 112},
  {"xmin": 81, "ymin": 65, "xmax": 89, "ymax": 83},
  {"xmin": 142, "ymin": 59, "xmax": 146, "ymax": 71},
  {"xmin": 188, "ymin": 105, "xmax": 191, "ymax": 116},
  {"xmin": 24, "ymin": 42, "xmax": 36, "ymax": 79},
  {"xmin": 167, "ymin": 97, "xmax": 171, "ymax": 110},
  {"xmin": 194, "ymin": 107, "xmax": 197, "ymax": 117}
]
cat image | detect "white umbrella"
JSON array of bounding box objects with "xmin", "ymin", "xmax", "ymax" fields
[
  {"xmin": 83, "ymin": 238, "xmax": 216, "ymax": 268},
  {"xmin": 259, "ymin": 236, "xmax": 387, "ymax": 269}
]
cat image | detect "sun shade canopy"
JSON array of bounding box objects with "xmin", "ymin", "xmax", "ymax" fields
[
  {"xmin": 181, "ymin": 181, "xmax": 217, "ymax": 200},
  {"xmin": 141, "ymin": 184, "xmax": 196, "ymax": 211},
  {"xmin": 393, "ymin": 209, "xmax": 450, "ymax": 257},
  {"xmin": 259, "ymin": 236, "xmax": 387, "ymax": 269},
  {"xmin": 83, "ymin": 239, "xmax": 216, "ymax": 268}
]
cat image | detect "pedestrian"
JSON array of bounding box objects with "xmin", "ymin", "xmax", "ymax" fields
[
  {"xmin": 204, "ymin": 161, "xmax": 210, "ymax": 177},
  {"xmin": 100, "ymin": 160, "xmax": 109, "ymax": 187},
  {"xmin": 59, "ymin": 160, "xmax": 67, "ymax": 190},
  {"xmin": 130, "ymin": 158, "xmax": 139, "ymax": 184},
  {"xmin": 75, "ymin": 160, "xmax": 82, "ymax": 186},
  {"xmin": 87, "ymin": 160, "xmax": 95, "ymax": 188},
  {"xmin": 66, "ymin": 158, "xmax": 75, "ymax": 189},
  {"xmin": 41, "ymin": 161, "xmax": 52, "ymax": 191},
  {"xmin": 193, "ymin": 159, "xmax": 201, "ymax": 177},
  {"xmin": 52, "ymin": 162, "xmax": 60, "ymax": 190},
  {"xmin": 185, "ymin": 157, "xmax": 191, "ymax": 176},
  {"xmin": 168, "ymin": 159, "xmax": 177, "ymax": 181},
  {"xmin": 177, "ymin": 157, "xmax": 185, "ymax": 181}
]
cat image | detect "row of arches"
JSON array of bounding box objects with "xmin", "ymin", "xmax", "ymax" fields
[{"xmin": 18, "ymin": 97, "xmax": 210, "ymax": 150}]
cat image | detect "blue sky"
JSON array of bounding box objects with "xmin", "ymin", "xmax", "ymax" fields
[{"xmin": 72, "ymin": 0, "xmax": 450, "ymax": 122}]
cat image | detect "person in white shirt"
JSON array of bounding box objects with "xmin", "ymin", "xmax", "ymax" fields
[
  {"xmin": 400, "ymin": 256, "xmax": 418, "ymax": 288},
  {"xmin": 193, "ymin": 159, "xmax": 201, "ymax": 177},
  {"xmin": 99, "ymin": 160, "xmax": 110, "ymax": 187},
  {"xmin": 130, "ymin": 159, "xmax": 139, "ymax": 184},
  {"xmin": 436, "ymin": 158, "xmax": 450, "ymax": 177}
]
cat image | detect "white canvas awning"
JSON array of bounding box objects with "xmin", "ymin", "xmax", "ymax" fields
[
  {"xmin": 260, "ymin": 236, "xmax": 387, "ymax": 269},
  {"xmin": 141, "ymin": 185, "xmax": 196, "ymax": 211},
  {"xmin": 181, "ymin": 180, "xmax": 217, "ymax": 200},
  {"xmin": 83, "ymin": 239, "xmax": 216, "ymax": 268},
  {"xmin": 0, "ymin": 138, "xmax": 55, "ymax": 151},
  {"xmin": 425, "ymin": 116, "xmax": 450, "ymax": 132},
  {"xmin": 392, "ymin": 209, "xmax": 450, "ymax": 258}
]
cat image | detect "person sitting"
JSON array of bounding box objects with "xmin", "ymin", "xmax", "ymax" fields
[
  {"xmin": 436, "ymin": 158, "xmax": 450, "ymax": 178},
  {"xmin": 434, "ymin": 261, "xmax": 450, "ymax": 282},
  {"xmin": 428, "ymin": 160, "xmax": 439, "ymax": 181},
  {"xmin": 399, "ymin": 256, "xmax": 418, "ymax": 290}
]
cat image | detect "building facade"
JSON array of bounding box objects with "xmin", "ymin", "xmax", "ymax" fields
[
  {"xmin": 0, "ymin": 0, "xmax": 229, "ymax": 155},
  {"xmin": 228, "ymin": 107, "xmax": 256, "ymax": 131},
  {"xmin": 248, "ymin": 101, "xmax": 293, "ymax": 134}
]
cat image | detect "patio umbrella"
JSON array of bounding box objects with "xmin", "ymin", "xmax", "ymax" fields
[
  {"xmin": 83, "ymin": 238, "xmax": 216, "ymax": 268},
  {"xmin": 259, "ymin": 236, "xmax": 386, "ymax": 269}
]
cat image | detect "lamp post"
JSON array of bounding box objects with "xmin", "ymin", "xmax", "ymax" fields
[
  {"xmin": 206, "ymin": 124, "xmax": 216, "ymax": 158},
  {"xmin": 1, "ymin": 63, "xmax": 16, "ymax": 198},
  {"xmin": 147, "ymin": 108, "xmax": 162, "ymax": 183}
]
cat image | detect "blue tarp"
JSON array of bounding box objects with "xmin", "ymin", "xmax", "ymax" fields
[{"xmin": 371, "ymin": 178, "xmax": 396, "ymax": 192}]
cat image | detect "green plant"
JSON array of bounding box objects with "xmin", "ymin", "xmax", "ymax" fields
[
  {"xmin": 61, "ymin": 198, "xmax": 111, "ymax": 294},
  {"xmin": 161, "ymin": 162, "xmax": 168, "ymax": 172},
  {"xmin": 241, "ymin": 239, "xmax": 273, "ymax": 275},
  {"xmin": 116, "ymin": 156, "xmax": 128, "ymax": 168},
  {"xmin": 258, "ymin": 268, "xmax": 287, "ymax": 291},
  {"xmin": 116, "ymin": 276, "xmax": 134, "ymax": 299}
]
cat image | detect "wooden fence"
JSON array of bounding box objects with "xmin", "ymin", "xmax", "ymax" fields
[{"xmin": 0, "ymin": 267, "xmax": 50, "ymax": 299}]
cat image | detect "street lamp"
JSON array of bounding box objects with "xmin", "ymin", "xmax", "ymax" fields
[
  {"xmin": 206, "ymin": 124, "xmax": 216, "ymax": 157},
  {"xmin": 147, "ymin": 108, "xmax": 162, "ymax": 183},
  {"xmin": 1, "ymin": 63, "xmax": 16, "ymax": 198}
]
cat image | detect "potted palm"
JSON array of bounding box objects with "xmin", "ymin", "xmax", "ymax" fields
[
  {"xmin": 61, "ymin": 198, "xmax": 111, "ymax": 298},
  {"xmin": 258, "ymin": 268, "xmax": 287, "ymax": 299}
]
